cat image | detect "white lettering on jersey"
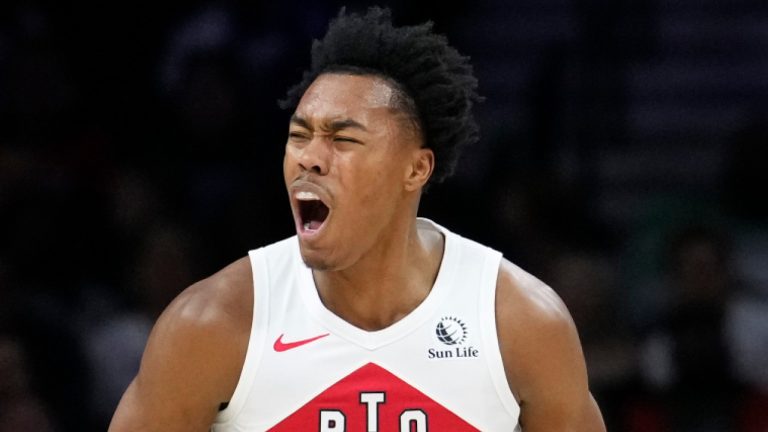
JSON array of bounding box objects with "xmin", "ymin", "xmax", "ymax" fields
[
  {"xmin": 359, "ymin": 392, "xmax": 386, "ymax": 432},
  {"xmin": 400, "ymin": 409, "xmax": 428, "ymax": 432}
]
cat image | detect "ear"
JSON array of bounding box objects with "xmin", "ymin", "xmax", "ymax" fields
[{"xmin": 404, "ymin": 148, "xmax": 434, "ymax": 192}]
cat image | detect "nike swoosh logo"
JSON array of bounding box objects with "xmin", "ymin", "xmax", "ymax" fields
[{"xmin": 273, "ymin": 333, "xmax": 330, "ymax": 352}]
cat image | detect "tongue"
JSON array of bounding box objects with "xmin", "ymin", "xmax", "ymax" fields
[{"xmin": 308, "ymin": 220, "xmax": 323, "ymax": 230}]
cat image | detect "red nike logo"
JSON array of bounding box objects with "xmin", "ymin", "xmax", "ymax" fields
[{"xmin": 273, "ymin": 333, "xmax": 330, "ymax": 352}]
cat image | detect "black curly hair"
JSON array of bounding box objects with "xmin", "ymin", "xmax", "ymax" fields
[{"xmin": 279, "ymin": 7, "xmax": 481, "ymax": 185}]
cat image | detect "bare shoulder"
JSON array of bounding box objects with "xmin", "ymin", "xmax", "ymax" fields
[
  {"xmin": 495, "ymin": 258, "xmax": 580, "ymax": 399},
  {"xmin": 495, "ymin": 258, "xmax": 605, "ymax": 431},
  {"xmin": 153, "ymin": 256, "xmax": 254, "ymax": 363},
  {"xmin": 109, "ymin": 256, "xmax": 254, "ymax": 432},
  {"xmin": 495, "ymin": 259, "xmax": 577, "ymax": 356},
  {"xmin": 167, "ymin": 256, "xmax": 254, "ymax": 333},
  {"xmin": 496, "ymin": 258, "xmax": 573, "ymax": 330}
]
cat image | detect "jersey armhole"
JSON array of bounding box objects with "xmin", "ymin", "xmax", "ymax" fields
[
  {"xmin": 213, "ymin": 247, "xmax": 271, "ymax": 425},
  {"xmin": 478, "ymin": 250, "xmax": 522, "ymax": 423}
]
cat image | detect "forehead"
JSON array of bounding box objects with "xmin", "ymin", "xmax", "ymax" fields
[{"xmin": 295, "ymin": 73, "xmax": 398, "ymax": 121}]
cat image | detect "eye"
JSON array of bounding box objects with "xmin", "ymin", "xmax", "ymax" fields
[
  {"xmin": 334, "ymin": 136, "xmax": 360, "ymax": 144},
  {"xmin": 289, "ymin": 131, "xmax": 310, "ymax": 141}
]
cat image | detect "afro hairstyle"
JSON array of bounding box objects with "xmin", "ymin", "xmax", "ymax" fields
[{"xmin": 279, "ymin": 7, "xmax": 482, "ymax": 185}]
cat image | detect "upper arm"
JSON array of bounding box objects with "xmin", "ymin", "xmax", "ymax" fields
[
  {"xmin": 109, "ymin": 258, "xmax": 252, "ymax": 432},
  {"xmin": 496, "ymin": 259, "xmax": 605, "ymax": 432}
]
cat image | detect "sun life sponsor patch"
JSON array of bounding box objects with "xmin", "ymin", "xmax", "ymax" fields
[{"xmin": 428, "ymin": 316, "xmax": 479, "ymax": 360}]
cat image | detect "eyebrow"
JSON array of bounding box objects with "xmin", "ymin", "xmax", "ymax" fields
[{"xmin": 290, "ymin": 115, "xmax": 368, "ymax": 132}]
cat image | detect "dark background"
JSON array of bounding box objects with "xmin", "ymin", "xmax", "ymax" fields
[{"xmin": 1, "ymin": 1, "xmax": 767, "ymax": 431}]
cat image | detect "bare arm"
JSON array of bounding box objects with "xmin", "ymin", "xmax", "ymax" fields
[
  {"xmin": 109, "ymin": 258, "xmax": 252, "ymax": 432},
  {"xmin": 496, "ymin": 259, "xmax": 606, "ymax": 432}
]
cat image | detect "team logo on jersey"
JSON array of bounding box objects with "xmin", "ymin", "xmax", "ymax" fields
[
  {"xmin": 436, "ymin": 316, "xmax": 467, "ymax": 345},
  {"xmin": 428, "ymin": 316, "xmax": 479, "ymax": 359}
]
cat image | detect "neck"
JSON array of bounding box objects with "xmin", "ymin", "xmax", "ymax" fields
[{"xmin": 312, "ymin": 218, "xmax": 444, "ymax": 331}]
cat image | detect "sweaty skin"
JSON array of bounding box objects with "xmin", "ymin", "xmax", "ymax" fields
[{"xmin": 109, "ymin": 73, "xmax": 605, "ymax": 431}]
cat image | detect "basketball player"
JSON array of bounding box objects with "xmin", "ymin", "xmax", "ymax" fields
[{"xmin": 110, "ymin": 8, "xmax": 605, "ymax": 431}]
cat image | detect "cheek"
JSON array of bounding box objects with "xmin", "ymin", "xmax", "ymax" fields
[
  {"xmin": 343, "ymin": 155, "xmax": 403, "ymax": 208},
  {"xmin": 283, "ymin": 145, "xmax": 298, "ymax": 179}
]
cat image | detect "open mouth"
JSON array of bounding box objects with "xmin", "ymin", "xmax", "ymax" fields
[{"xmin": 297, "ymin": 191, "xmax": 330, "ymax": 232}]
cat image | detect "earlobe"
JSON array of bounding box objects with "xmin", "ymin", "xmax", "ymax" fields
[{"xmin": 404, "ymin": 149, "xmax": 434, "ymax": 192}]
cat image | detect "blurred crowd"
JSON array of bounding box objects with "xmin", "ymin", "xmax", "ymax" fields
[{"xmin": 0, "ymin": 1, "xmax": 767, "ymax": 431}]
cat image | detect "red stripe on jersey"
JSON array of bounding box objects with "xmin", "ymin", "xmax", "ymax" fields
[{"xmin": 268, "ymin": 362, "xmax": 479, "ymax": 431}]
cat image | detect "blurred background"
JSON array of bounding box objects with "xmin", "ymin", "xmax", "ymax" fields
[{"xmin": 0, "ymin": 0, "xmax": 767, "ymax": 431}]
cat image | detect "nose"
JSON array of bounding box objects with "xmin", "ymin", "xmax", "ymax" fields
[{"xmin": 297, "ymin": 137, "xmax": 330, "ymax": 175}]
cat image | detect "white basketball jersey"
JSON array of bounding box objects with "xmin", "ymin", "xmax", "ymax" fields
[{"xmin": 212, "ymin": 219, "xmax": 521, "ymax": 431}]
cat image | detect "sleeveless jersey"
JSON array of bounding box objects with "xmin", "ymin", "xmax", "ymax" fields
[{"xmin": 212, "ymin": 219, "xmax": 521, "ymax": 431}]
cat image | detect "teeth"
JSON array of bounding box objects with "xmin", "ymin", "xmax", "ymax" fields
[
  {"xmin": 296, "ymin": 191, "xmax": 320, "ymax": 201},
  {"xmin": 304, "ymin": 222, "xmax": 310, "ymax": 230}
]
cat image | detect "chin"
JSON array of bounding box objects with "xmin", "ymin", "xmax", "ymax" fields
[
  {"xmin": 301, "ymin": 256, "xmax": 332, "ymax": 271},
  {"xmin": 299, "ymin": 247, "xmax": 357, "ymax": 272},
  {"xmin": 299, "ymin": 250, "xmax": 335, "ymax": 271}
]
